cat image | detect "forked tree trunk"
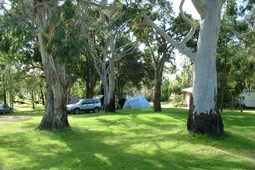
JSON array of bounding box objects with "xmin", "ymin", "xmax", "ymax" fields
[{"xmin": 187, "ymin": 1, "xmax": 224, "ymax": 135}]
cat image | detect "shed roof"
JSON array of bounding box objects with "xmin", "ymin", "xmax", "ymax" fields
[{"xmin": 183, "ymin": 87, "xmax": 193, "ymax": 93}]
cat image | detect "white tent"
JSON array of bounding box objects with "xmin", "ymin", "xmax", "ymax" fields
[{"xmin": 123, "ymin": 95, "xmax": 151, "ymax": 109}]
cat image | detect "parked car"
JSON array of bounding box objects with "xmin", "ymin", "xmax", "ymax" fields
[
  {"xmin": 0, "ymin": 104, "xmax": 12, "ymax": 114},
  {"xmin": 66, "ymin": 99, "xmax": 101, "ymax": 114}
]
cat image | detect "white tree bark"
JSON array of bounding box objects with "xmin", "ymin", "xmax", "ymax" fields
[
  {"xmin": 144, "ymin": 0, "xmax": 224, "ymax": 134},
  {"xmin": 193, "ymin": 0, "xmax": 223, "ymax": 114}
]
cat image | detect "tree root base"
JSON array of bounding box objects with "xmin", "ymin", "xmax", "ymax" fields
[
  {"xmin": 187, "ymin": 109, "xmax": 224, "ymax": 135},
  {"xmin": 38, "ymin": 115, "xmax": 69, "ymax": 130}
]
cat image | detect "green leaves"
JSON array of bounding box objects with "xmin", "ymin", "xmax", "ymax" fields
[{"xmin": 46, "ymin": 1, "xmax": 82, "ymax": 63}]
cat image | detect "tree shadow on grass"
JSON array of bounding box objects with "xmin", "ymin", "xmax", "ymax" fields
[
  {"xmin": 0, "ymin": 108, "xmax": 255, "ymax": 169},
  {"xmin": 0, "ymin": 126, "xmax": 254, "ymax": 170}
]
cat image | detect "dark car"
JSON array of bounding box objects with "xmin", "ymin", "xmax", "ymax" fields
[{"xmin": 0, "ymin": 104, "xmax": 12, "ymax": 114}]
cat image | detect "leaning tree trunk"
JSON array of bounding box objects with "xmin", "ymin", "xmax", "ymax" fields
[
  {"xmin": 153, "ymin": 64, "xmax": 164, "ymax": 112},
  {"xmin": 187, "ymin": 1, "xmax": 224, "ymax": 135}
]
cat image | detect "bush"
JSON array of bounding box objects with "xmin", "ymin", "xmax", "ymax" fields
[
  {"xmin": 172, "ymin": 94, "xmax": 186, "ymax": 107},
  {"xmin": 173, "ymin": 101, "xmax": 187, "ymax": 107}
]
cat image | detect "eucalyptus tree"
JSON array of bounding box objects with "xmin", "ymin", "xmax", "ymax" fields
[
  {"xmin": 81, "ymin": 2, "xmax": 137, "ymax": 112},
  {"xmin": 34, "ymin": 1, "xmax": 84, "ymax": 129},
  {"xmin": 1, "ymin": 0, "xmax": 84, "ymax": 129},
  {"xmin": 217, "ymin": 0, "xmax": 238, "ymax": 111},
  {"xmin": 141, "ymin": 0, "xmax": 254, "ymax": 135},
  {"xmin": 0, "ymin": 6, "xmax": 26, "ymax": 109},
  {"xmin": 132, "ymin": 0, "xmax": 175, "ymax": 112}
]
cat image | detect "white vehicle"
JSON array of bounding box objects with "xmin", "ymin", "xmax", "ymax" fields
[
  {"xmin": 67, "ymin": 99, "xmax": 101, "ymax": 114},
  {"xmin": 239, "ymin": 91, "xmax": 255, "ymax": 107}
]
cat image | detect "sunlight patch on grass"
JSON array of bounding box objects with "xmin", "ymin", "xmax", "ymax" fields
[
  {"xmin": 0, "ymin": 107, "xmax": 255, "ymax": 169},
  {"xmin": 94, "ymin": 153, "xmax": 112, "ymax": 166}
]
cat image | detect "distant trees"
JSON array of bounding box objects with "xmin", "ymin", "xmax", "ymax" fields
[{"xmin": 0, "ymin": 0, "xmax": 254, "ymax": 134}]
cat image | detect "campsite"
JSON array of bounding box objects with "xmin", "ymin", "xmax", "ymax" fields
[{"xmin": 0, "ymin": 0, "xmax": 255, "ymax": 170}]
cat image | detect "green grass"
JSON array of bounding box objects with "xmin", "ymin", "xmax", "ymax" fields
[{"xmin": 0, "ymin": 105, "xmax": 255, "ymax": 170}]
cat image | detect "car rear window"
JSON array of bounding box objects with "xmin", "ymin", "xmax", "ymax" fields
[{"xmin": 92, "ymin": 100, "xmax": 99, "ymax": 104}]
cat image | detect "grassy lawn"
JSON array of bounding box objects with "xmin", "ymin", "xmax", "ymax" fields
[{"xmin": 0, "ymin": 105, "xmax": 255, "ymax": 170}]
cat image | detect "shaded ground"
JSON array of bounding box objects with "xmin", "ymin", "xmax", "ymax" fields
[{"xmin": 0, "ymin": 104, "xmax": 254, "ymax": 170}]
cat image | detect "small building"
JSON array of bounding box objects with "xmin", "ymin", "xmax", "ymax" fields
[{"xmin": 183, "ymin": 87, "xmax": 193, "ymax": 107}]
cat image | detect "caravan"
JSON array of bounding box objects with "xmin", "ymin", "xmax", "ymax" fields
[{"xmin": 240, "ymin": 91, "xmax": 255, "ymax": 107}]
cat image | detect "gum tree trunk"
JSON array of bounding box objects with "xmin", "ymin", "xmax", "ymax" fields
[
  {"xmin": 108, "ymin": 61, "xmax": 115, "ymax": 112},
  {"xmin": 101, "ymin": 71, "xmax": 109, "ymax": 111},
  {"xmin": 153, "ymin": 63, "xmax": 164, "ymax": 112},
  {"xmin": 107, "ymin": 37, "xmax": 116, "ymax": 112},
  {"xmin": 187, "ymin": 1, "xmax": 224, "ymax": 135},
  {"xmin": 37, "ymin": 46, "xmax": 69, "ymax": 129},
  {"xmin": 36, "ymin": 3, "xmax": 69, "ymax": 130},
  {"xmin": 143, "ymin": 0, "xmax": 225, "ymax": 135}
]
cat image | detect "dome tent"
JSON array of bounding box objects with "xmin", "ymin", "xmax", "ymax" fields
[{"xmin": 123, "ymin": 95, "xmax": 151, "ymax": 109}]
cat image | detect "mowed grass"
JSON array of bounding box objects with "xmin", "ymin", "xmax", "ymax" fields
[{"xmin": 0, "ymin": 105, "xmax": 255, "ymax": 170}]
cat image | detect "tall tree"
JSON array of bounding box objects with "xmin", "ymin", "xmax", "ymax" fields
[
  {"xmin": 142, "ymin": 0, "xmax": 254, "ymax": 134},
  {"xmin": 142, "ymin": 0, "xmax": 225, "ymax": 135},
  {"xmin": 133, "ymin": 0, "xmax": 175, "ymax": 112},
  {"xmin": 2, "ymin": 0, "xmax": 82, "ymax": 129},
  {"xmin": 81, "ymin": 3, "xmax": 137, "ymax": 112}
]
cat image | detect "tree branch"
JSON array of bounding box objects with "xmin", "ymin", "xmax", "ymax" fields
[
  {"xmin": 179, "ymin": 0, "xmax": 198, "ymax": 44},
  {"xmin": 87, "ymin": 1, "xmax": 122, "ymax": 11},
  {"xmin": 191, "ymin": 0, "xmax": 207, "ymax": 19},
  {"xmin": 223, "ymin": 24, "xmax": 255, "ymax": 40},
  {"xmin": 142, "ymin": 12, "xmax": 196, "ymax": 62}
]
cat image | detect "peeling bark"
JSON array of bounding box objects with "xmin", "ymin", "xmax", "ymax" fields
[{"xmin": 35, "ymin": 2, "xmax": 69, "ymax": 130}]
